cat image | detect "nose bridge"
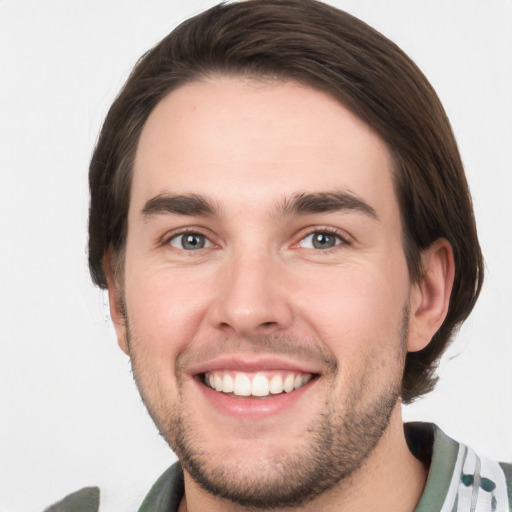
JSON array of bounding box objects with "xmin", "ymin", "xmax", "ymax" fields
[{"xmin": 212, "ymin": 243, "xmax": 292, "ymax": 335}]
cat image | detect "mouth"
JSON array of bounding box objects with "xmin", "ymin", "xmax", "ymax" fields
[
  {"xmin": 202, "ymin": 370, "xmax": 315, "ymax": 398},
  {"xmin": 189, "ymin": 356, "xmax": 323, "ymax": 417}
]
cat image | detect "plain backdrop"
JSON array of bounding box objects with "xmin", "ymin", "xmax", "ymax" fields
[{"xmin": 1, "ymin": 1, "xmax": 511, "ymax": 511}]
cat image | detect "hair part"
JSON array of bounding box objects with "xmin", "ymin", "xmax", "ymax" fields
[{"xmin": 89, "ymin": 0, "xmax": 483, "ymax": 403}]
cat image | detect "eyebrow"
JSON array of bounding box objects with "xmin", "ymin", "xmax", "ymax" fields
[
  {"xmin": 140, "ymin": 190, "xmax": 377, "ymax": 220},
  {"xmin": 141, "ymin": 193, "xmax": 221, "ymax": 218},
  {"xmin": 275, "ymin": 191, "xmax": 378, "ymax": 219}
]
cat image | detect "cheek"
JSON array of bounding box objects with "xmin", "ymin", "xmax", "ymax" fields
[
  {"xmin": 292, "ymin": 259, "xmax": 410, "ymax": 355},
  {"xmin": 124, "ymin": 265, "xmax": 212, "ymax": 360},
  {"xmin": 296, "ymin": 263, "xmax": 409, "ymax": 399}
]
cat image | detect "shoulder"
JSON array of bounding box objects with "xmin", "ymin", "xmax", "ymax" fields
[
  {"xmin": 138, "ymin": 462, "xmax": 184, "ymax": 512},
  {"xmin": 407, "ymin": 422, "xmax": 512, "ymax": 512},
  {"xmin": 43, "ymin": 487, "xmax": 100, "ymax": 512},
  {"xmin": 42, "ymin": 463, "xmax": 183, "ymax": 512}
]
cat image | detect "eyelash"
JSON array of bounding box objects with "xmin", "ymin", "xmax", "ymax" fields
[
  {"xmin": 163, "ymin": 228, "xmax": 214, "ymax": 251},
  {"xmin": 163, "ymin": 226, "xmax": 351, "ymax": 253},
  {"xmin": 295, "ymin": 227, "xmax": 351, "ymax": 252}
]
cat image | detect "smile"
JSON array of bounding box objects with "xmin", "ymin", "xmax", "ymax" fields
[{"xmin": 203, "ymin": 370, "xmax": 313, "ymax": 397}]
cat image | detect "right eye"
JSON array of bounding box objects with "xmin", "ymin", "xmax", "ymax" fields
[
  {"xmin": 168, "ymin": 233, "xmax": 211, "ymax": 250},
  {"xmin": 299, "ymin": 231, "xmax": 343, "ymax": 250}
]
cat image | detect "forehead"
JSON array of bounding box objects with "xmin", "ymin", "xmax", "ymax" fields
[{"xmin": 132, "ymin": 77, "xmax": 396, "ymax": 218}]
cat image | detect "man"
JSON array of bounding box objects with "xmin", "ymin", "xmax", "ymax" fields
[{"xmin": 48, "ymin": 0, "xmax": 510, "ymax": 510}]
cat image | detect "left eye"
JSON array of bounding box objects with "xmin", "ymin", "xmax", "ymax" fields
[
  {"xmin": 168, "ymin": 233, "xmax": 211, "ymax": 250},
  {"xmin": 300, "ymin": 232, "xmax": 342, "ymax": 250}
]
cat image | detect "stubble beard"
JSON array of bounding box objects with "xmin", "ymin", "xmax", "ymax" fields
[
  {"xmin": 126, "ymin": 308, "xmax": 409, "ymax": 510},
  {"xmin": 171, "ymin": 378, "xmax": 400, "ymax": 510}
]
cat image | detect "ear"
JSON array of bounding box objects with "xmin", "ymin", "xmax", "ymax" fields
[
  {"xmin": 103, "ymin": 251, "xmax": 129, "ymax": 355},
  {"xmin": 407, "ymin": 238, "xmax": 455, "ymax": 353}
]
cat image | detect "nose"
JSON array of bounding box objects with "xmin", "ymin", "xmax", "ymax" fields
[{"xmin": 209, "ymin": 251, "xmax": 294, "ymax": 337}]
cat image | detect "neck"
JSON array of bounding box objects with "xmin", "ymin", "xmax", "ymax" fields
[{"xmin": 179, "ymin": 405, "xmax": 428, "ymax": 512}]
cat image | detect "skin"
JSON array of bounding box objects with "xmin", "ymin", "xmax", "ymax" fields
[{"xmin": 107, "ymin": 78, "xmax": 454, "ymax": 511}]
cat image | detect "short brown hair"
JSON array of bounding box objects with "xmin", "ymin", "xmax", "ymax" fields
[{"xmin": 88, "ymin": 0, "xmax": 483, "ymax": 403}]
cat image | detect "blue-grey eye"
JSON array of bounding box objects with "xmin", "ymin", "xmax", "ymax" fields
[
  {"xmin": 301, "ymin": 232, "xmax": 341, "ymax": 249},
  {"xmin": 169, "ymin": 233, "xmax": 210, "ymax": 250}
]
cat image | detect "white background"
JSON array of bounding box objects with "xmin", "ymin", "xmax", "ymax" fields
[{"xmin": 1, "ymin": 1, "xmax": 511, "ymax": 511}]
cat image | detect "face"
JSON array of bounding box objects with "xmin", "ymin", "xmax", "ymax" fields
[{"xmin": 114, "ymin": 78, "xmax": 417, "ymax": 507}]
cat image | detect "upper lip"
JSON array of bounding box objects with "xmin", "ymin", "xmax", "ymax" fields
[{"xmin": 187, "ymin": 355, "xmax": 324, "ymax": 376}]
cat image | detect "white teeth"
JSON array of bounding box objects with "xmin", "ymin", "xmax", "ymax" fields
[
  {"xmin": 223, "ymin": 374, "xmax": 234, "ymax": 393},
  {"xmin": 233, "ymin": 373, "xmax": 251, "ymax": 396},
  {"xmin": 205, "ymin": 371, "xmax": 313, "ymax": 396},
  {"xmin": 269, "ymin": 375, "xmax": 284, "ymax": 394},
  {"xmin": 283, "ymin": 373, "xmax": 295, "ymax": 393},
  {"xmin": 214, "ymin": 373, "xmax": 223, "ymax": 392},
  {"xmin": 251, "ymin": 373, "xmax": 270, "ymax": 397}
]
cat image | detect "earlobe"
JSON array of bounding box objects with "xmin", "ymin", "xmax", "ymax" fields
[
  {"xmin": 103, "ymin": 252, "xmax": 129, "ymax": 355},
  {"xmin": 408, "ymin": 239, "xmax": 455, "ymax": 353}
]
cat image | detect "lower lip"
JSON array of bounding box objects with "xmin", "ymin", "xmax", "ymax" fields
[{"xmin": 196, "ymin": 377, "xmax": 316, "ymax": 420}]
